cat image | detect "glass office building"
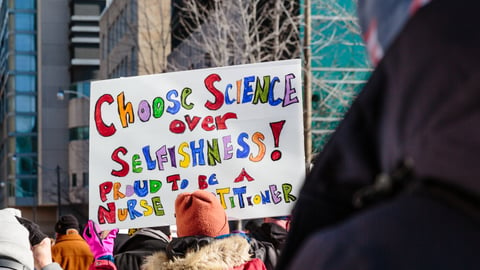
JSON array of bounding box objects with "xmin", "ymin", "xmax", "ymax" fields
[
  {"xmin": 0, "ymin": 0, "xmax": 102, "ymax": 234},
  {"xmin": 0, "ymin": 0, "xmax": 39, "ymax": 206}
]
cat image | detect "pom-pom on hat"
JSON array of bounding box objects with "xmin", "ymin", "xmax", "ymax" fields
[
  {"xmin": 175, "ymin": 190, "xmax": 229, "ymax": 237},
  {"xmin": 55, "ymin": 214, "xmax": 80, "ymax": 234}
]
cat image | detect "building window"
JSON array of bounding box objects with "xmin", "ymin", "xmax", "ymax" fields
[
  {"xmin": 69, "ymin": 126, "xmax": 89, "ymax": 141},
  {"xmin": 130, "ymin": 46, "xmax": 137, "ymax": 75},
  {"xmin": 15, "ymin": 156, "xmax": 36, "ymax": 175},
  {"xmin": 108, "ymin": 25, "xmax": 112, "ymax": 53},
  {"xmin": 83, "ymin": 172, "xmax": 89, "ymax": 187},
  {"xmin": 15, "ymin": 34, "xmax": 35, "ymax": 52},
  {"xmin": 72, "ymin": 173, "xmax": 77, "ymax": 187},
  {"xmin": 15, "ymin": 54, "xmax": 36, "ymax": 71},
  {"xmin": 15, "ymin": 0, "xmax": 35, "ymax": 9},
  {"xmin": 15, "ymin": 75, "xmax": 36, "ymax": 92},
  {"xmin": 73, "ymin": 3, "xmax": 102, "ymax": 15},
  {"xmin": 119, "ymin": 9, "xmax": 125, "ymax": 40},
  {"xmin": 129, "ymin": 0, "xmax": 137, "ymax": 23},
  {"xmin": 15, "ymin": 136, "xmax": 37, "ymax": 153},
  {"xmin": 15, "ymin": 115, "xmax": 36, "ymax": 133},
  {"xmin": 0, "ymin": 94, "xmax": 5, "ymax": 124},
  {"xmin": 16, "ymin": 178, "xmax": 36, "ymax": 198},
  {"xmin": 15, "ymin": 13, "xmax": 35, "ymax": 31},
  {"xmin": 76, "ymin": 81, "xmax": 91, "ymax": 98},
  {"xmin": 204, "ymin": 53, "xmax": 212, "ymax": 67},
  {"xmin": 102, "ymin": 34, "xmax": 107, "ymax": 59},
  {"xmin": 16, "ymin": 95, "xmax": 36, "ymax": 113}
]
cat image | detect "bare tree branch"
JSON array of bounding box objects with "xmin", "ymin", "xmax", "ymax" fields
[
  {"xmin": 101, "ymin": 0, "xmax": 370, "ymax": 154},
  {"xmin": 169, "ymin": 0, "xmax": 300, "ymax": 70}
]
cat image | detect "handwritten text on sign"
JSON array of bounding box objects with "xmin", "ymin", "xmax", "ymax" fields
[{"xmin": 89, "ymin": 60, "xmax": 305, "ymax": 229}]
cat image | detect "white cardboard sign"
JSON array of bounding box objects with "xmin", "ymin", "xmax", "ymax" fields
[{"xmin": 89, "ymin": 59, "xmax": 305, "ymax": 229}]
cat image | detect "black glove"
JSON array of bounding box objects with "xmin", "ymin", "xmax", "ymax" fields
[{"xmin": 15, "ymin": 216, "xmax": 48, "ymax": 246}]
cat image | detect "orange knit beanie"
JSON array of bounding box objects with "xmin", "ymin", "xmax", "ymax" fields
[{"xmin": 175, "ymin": 190, "xmax": 230, "ymax": 237}]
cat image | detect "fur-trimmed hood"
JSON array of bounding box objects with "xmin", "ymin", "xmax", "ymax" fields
[{"xmin": 141, "ymin": 235, "xmax": 252, "ymax": 270}]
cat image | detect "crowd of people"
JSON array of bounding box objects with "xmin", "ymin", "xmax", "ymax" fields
[
  {"xmin": 2, "ymin": 0, "xmax": 480, "ymax": 269},
  {"xmin": 0, "ymin": 190, "xmax": 289, "ymax": 270}
]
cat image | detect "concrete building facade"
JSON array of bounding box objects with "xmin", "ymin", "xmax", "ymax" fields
[{"xmin": 99, "ymin": 0, "xmax": 171, "ymax": 80}]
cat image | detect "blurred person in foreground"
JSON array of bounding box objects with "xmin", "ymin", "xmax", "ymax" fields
[
  {"xmin": 141, "ymin": 190, "xmax": 267, "ymax": 270},
  {"xmin": 51, "ymin": 215, "xmax": 94, "ymax": 269},
  {"xmin": 276, "ymin": 0, "xmax": 480, "ymax": 269},
  {"xmin": 0, "ymin": 208, "xmax": 62, "ymax": 270}
]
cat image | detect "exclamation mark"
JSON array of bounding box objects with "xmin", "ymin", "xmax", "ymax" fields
[{"xmin": 270, "ymin": 120, "xmax": 285, "ymax": 161}]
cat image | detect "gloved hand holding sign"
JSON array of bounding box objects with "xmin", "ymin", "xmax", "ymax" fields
[{"xmin": 83, "ymin": 219, "xmax": 118, "ymax": 269}]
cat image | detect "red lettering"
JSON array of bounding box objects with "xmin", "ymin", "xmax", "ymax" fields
[
  {"xmin": 99, "ymin": 181, "xmax": 113, "ymax": 202},
  {"xmin": 198, "ymin": 175, "xmax": 208, "ymax": 189},
  {"xmin": 111, "ymin": 147, "xmax": 129, "ymax": 177},
  {"xmin": 201, "ymin": 116, "xmax": 215, "ymax": 131},
  {"xmin": 234, "ymin": 168, "xmax": 255, "ymax": 182},
  {"xmin": 95, "ymin": 94, "xmax": 116, "ymax": 137},
  {"xmin": 215, "ymin": 112, "xmax": 237, "ymax": 129},
  {"xmin": 185, "ymin": 115, "xmax": 201, "ymax": 131},
  {"xmin": 167, "ymin": 174, "xmax": 181, "ymax": 191},
  {"xmin": 170, "ymin": 113, "xmax": 237, "ymax": 134},
  {"xmin": 97, "ymin": 202, "xmax": 116, "ymax": 224},
  {"xmin": 204, "ymin": 73, "xmax": 224, "ymax": 110},
  {"xmin": 169, "ymin": 120, "xmax": 186, "ymax": 134}
]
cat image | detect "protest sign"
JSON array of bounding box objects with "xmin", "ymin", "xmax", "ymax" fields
[{"xmin": 89, "ymin": 59, "xmax": 305, "ymax": 229}]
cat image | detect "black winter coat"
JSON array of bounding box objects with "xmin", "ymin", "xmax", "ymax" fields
[
  {"xmin": 245, "ymin": 221, "xmax": 287, "ymax": 270},
  {"xmin": 276, "ymin": 0, "xmax": 480, "ymax": 269},
  {"xmin": 114, "ymin": 228, "xmax": 170, "ymax": 270}
]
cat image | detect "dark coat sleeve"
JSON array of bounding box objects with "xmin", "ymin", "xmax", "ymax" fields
[{"xmin": 275, "ymin": 66, "xmax": 386, "ymax": 270}]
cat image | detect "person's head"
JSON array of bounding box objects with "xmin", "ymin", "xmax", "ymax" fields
[
  {"xmin": 264, "ymin": 216, "xmax": 291, "ymax": 231},
  {"xmin": 174, "ymin": 190, "xmax": 229, "ymax": 237},
  {"xmin": 55, "ymin": 214, "xmax": 80, "ymax": 235},
  {"xmin": 356, "ymin": 0, "xmax": 434, "ymax": 65}
]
